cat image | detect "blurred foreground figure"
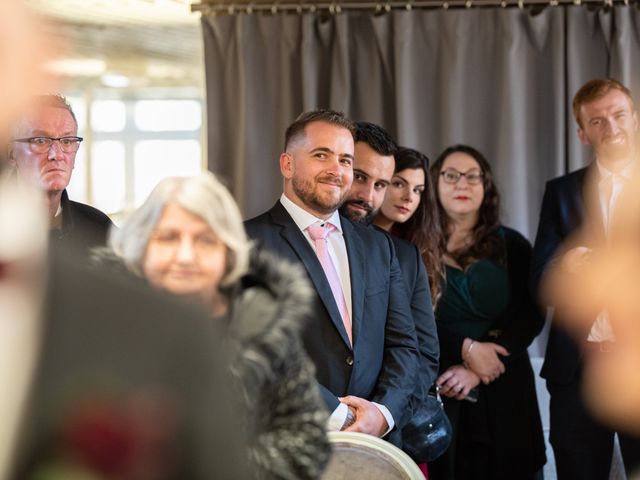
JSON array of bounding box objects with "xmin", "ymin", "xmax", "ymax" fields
[
  {"xmin": 547, "ymin": 174, "xmax": 640, "ymax": 432},
  {"xmin": 0, "ymin": 2, "xmax": 57, "ymax": 148},
  {"xmin": 13, "ymin": 247, "xmax": 248, "ymax": 480},
  {"xmin": 104, "ymin": 172, "xmax": 330, "ymax": 480},
  {"xmin": 0, "ymin": 4, "xmax": 248, "ymax": 479},
  {"xmin": 533, "ymin": 78, "xmax": 640, "ymax": 479}
]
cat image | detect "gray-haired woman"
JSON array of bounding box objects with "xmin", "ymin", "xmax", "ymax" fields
[{"xmin": 99, "ymin": 172, "xmax": 331, "ymax": 480}]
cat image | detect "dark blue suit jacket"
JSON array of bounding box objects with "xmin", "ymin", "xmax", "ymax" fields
[
  {"xmin": 244, "ymin": 201, "xmax": 419, "ymax": 427},
  {"xmin": 384, "ymin": 234, "xmax": 439, "ymax": 448},
  {"xmin": 386, "ymin": 234, "xmax": 439, "ymax": 399},
  {"xmin": 532, "ymin": 165, "xmax": 604, "ymax": 384}
]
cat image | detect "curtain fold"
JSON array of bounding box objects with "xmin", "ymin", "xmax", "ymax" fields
[{"xmin": 202, "ymin": 6, "xmax": 640, "ymax": 238}]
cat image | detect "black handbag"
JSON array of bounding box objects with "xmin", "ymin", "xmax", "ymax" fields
[{"xmin": 401, "ymin": 388, "xmax": 453, "ymax": 463}]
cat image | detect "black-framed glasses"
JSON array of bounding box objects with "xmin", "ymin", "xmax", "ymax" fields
[
  {"xmin": 440, "ymin": 168, "xmax": 483, "ymax": 185},
  {"xmin": 13, "ymin": 136, "xmax": 83, "ymax": 153}
]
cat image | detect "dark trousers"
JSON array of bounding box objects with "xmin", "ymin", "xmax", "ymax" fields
[{"xmin": 547, "ymin": 380, "xmax": 640, "ymax": 479}]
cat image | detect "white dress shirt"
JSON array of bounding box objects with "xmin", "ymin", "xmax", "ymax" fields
[
  {"xmin": 587, "ymin": 161, "xmax": 633, "ymax": 343},
  {"xmin": 279, "ymin": 194, "xmax": 394, "ymax": 435},
  {"xmin": 279, "ymin": 194, "xmax": 352, "ymax": 319}
]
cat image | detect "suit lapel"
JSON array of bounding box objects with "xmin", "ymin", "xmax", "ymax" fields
[
  {"xmin": 341, "ymin": 217, "xmax": 365, "ymax": 349},
  {"xmin": 269, "ymin": 202, "xmax": 353, "ymax": 348}
]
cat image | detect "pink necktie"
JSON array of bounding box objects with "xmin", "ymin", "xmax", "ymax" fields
[{"xmin": 307, "ymin": 223, "xmax": 352, "ymax": 345}]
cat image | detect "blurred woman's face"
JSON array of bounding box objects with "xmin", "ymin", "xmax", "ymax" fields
[
  {"xmin": 379, "ymin": 168, "xmax": 425, "ymax": 224},
  {"xmin": 143, "ymin": 203, "xmax": 227, "ymax": 305},
  {"xmin": 438, "ymin": 152, "xmax": 484, "ymax": 221}
]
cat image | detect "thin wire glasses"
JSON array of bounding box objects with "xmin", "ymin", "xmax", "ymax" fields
[
  {"xmin": 13, "ymin": 136, "xmax": 84, "ymax": 153},
  {"xmin": 440, "ymin": 168, "xmax": 484, "ymax": 185}
]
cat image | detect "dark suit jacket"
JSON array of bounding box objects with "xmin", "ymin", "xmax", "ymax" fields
[
  {"xmin": 244, "ymin": 201, "xmax": 419, "ymax": 427},
  {"xmin": 384, "ymin": 234, "xmax": 439, "ymax": 448},
  {"xmin": 386, "ymin": 234, "xmax": 439, "ymax": 401},
  {"xmin": 532, "ymin": 165, "xmax": 604, "ymax": 384},
  {"xmin": 12, "ymin": 249, "xmax": 248, "ymax": 479}
]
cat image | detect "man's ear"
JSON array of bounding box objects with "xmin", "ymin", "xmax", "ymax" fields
[
  {"xmin": 577, "ymin": 127, "xmax": 590, "ymax": 146},
  {"xmin": 7, "ymin": 144, "xmax": 16, "ymax": 166},
  {"xmin": 280, "ymin": 152, "xmax": 293, "ymax": 179}
]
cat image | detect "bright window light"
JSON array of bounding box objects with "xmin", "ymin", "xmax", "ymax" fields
[
  {"xmin": 134, "ymin": 100, "xmax": 201, "ymax": 131},
  {"xmin": 66, "ymin": 147, "xmax": 87, "ymax": 203},
  {"xmin": 91, "ymin": 100, "xmax": 126, "ymax": 132},
  {"xmin": 66, "ymin": 97, "xmax": 86, "ymax": 133},
  {"xmin": 92, "ymin": 141, "xmax": 126, "ymax": 213},
  {"xmin": 134, "ymin": 140, "xmax": 202, "ymax": 205}
]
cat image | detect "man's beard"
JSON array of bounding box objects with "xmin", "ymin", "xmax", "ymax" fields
[
  {"xmin": 340, "ymin": 199, "xmax": 377, "ymax": 225},
  {"xmin": 291, "ymin": 175, "xmax": 346, "ymax": 216}
]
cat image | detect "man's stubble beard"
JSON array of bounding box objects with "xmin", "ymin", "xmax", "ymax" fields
[
  {"xmin": 292, "ymin": 175, "xmax": 346, "ymax": 216},
  {"xmin": 340, "ymin": 200, "xmax": 378, "ymax": 225}
]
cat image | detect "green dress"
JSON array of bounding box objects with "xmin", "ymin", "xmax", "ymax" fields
[{"xmin": 429, "ymin": 226, "xmax": 547, "ymax": 480}]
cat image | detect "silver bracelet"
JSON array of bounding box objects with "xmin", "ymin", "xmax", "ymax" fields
[{"xmin": 465, "ymin": 339, "xmax": 476, "ymax": 358}]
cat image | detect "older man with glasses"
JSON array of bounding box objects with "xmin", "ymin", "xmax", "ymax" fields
[{"xmin": 8, "ymin": 94, "xmax": 113, "ymax": 255}]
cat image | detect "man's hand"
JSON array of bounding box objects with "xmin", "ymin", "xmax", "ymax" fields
[
  {"xmin": 339, "ymin": 396, "xmax": 388, "ymax": 437},
  {"xmin": 462, "ymin": 338, "xmax": 508, "ymax": 384},
  {"xmin": 341, "ymin": 406, "xmax": 356, "ymax": 430},
  {"xmin": 436, "ymin": 364, "xmax": 481, "ymax": 400}
]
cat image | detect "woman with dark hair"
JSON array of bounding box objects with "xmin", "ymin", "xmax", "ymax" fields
[
  {"xmin": 427, "ymin": 144, "xmax": 546, "ymax": 480},
  {"xmin": 373, "ymin": 146, "xmax": 444, "ymax": 304}
]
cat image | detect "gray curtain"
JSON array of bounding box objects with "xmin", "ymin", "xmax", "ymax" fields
[{"xmin": 202, "ymin": 6, "xmax": 640, "ymax": 239}]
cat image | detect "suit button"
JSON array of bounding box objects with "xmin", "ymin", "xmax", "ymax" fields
[{"xmin": 346, "ymin": 356, "xmax": 354, "ymax": 366}]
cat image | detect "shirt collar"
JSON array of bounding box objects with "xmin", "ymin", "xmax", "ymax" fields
[
  {"xmin": 279, "ymin": 193, "xmax": 343, "ymax": 233},
  {"xmin": 596, "ymin": 159, "xmax": 634, "ymax": 182}
]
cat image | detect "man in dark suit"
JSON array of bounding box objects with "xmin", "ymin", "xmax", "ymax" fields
[
  {"xmin": 245, "ymin": 110, "xmax": 419, "ymax": 440},
  {"xmin": 339, "ymin": 122, "xmax": 439, "ymax": 441},
  {"xmin": 9, "ymin": 94, "xmax": 113, "ymax": 255},
  {"xmin": 532, "ymin": 78, "xmax": 640, "ymax": 479}
]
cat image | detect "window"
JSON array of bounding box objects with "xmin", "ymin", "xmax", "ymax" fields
[
  {"xmin": 63, "ymin": 91, "xmax": 204, "ymax": 217},
  {"xmin": 135, "ymin": 100, "xmax": 201, "ymax": 131},
  {"xmin": 91, "ymin": 100, "xmax": 126, "ymax": 132},
  {"xmin": 93, "ymin": 141, "xmax": 126, "ymax": 213},
  {"xmin": 134, "ymin": 140, "xmax": 201, "ymax": 206}
]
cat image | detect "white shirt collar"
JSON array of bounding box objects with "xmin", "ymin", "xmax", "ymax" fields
[
  {"xmin": 596, "ymin": 159, "xmax": 633, "ymax": 182},
  {"xmin": 279, "ymin": 193, "xmax": 343, "ymax": 234}
]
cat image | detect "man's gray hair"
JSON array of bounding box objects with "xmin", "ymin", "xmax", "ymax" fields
[
  {"xmin": 109, "ymin": 172, "xmax": 250, "ymax": 288},
  {"xmin": 31, "ymin": 94, "xmax": 78, "ymax": 126}
]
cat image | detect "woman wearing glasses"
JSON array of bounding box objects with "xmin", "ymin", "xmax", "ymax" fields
[
  {"xmin": 98, "ymin": 172, "xmax": 330, "ymax": 480},
  {"xmin": 373, "ymin": 146, "xmax": 444, "ymax": 304},
  {"xmin": 428, "ymin": 145, "xmax": 545, "ymax": 480}
]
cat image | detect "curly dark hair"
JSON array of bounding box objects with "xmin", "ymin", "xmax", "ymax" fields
[
  {"xmin": 430, "ymin": 144, "xmax": 504, "ymax": 270},
  {"xmin": 389, "ymin": 147, "xmax": 444, "ymax": 304}
]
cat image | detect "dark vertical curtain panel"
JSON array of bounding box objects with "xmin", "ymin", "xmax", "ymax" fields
[{"xmin": 202, "ymin": 6, "xmax": 640, "ymax": 238}]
